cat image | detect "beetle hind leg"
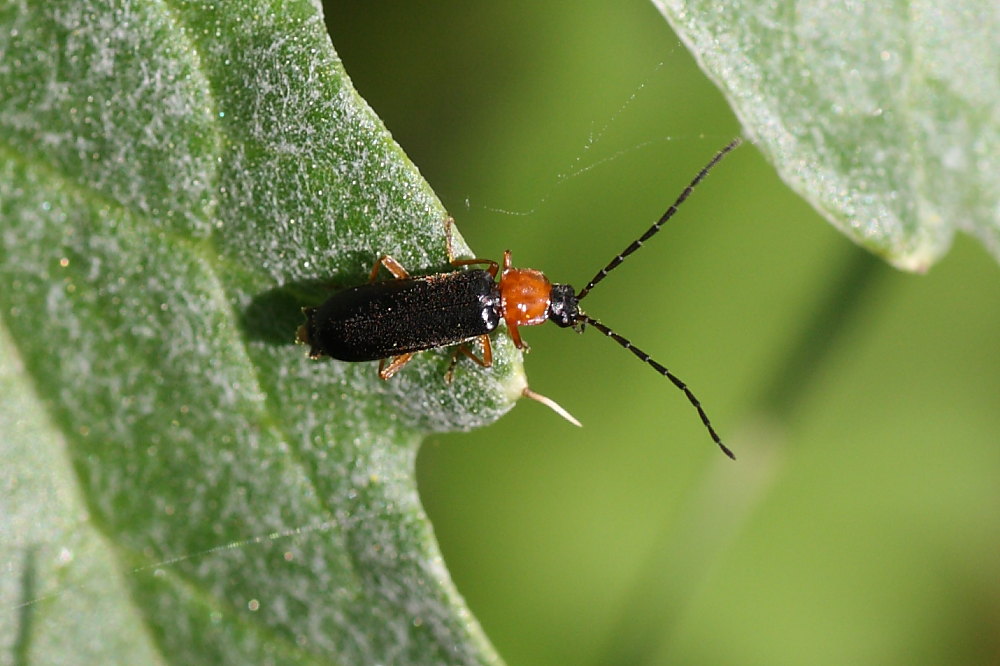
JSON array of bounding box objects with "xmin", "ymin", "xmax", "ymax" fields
[{"xmin": 378, "ymin": 353, "xmax": 414, "ymax": 380}]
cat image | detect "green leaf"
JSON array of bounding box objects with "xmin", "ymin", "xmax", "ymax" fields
[
  {"xmin": 653, "ymin": 0, "xmax": 1000, "ymax": 271},
  {"xmin": 0, "ymin": 2, "xmax": 520, "ymax": 663}
]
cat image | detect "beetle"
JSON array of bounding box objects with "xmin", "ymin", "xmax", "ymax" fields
[{"xmin": 298, "ymin": 138, "xmax": 741, "ymax": 458}]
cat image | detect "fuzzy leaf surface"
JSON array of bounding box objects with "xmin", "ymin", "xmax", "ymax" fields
[
  {"xmin": 0, "ymin": 2, "xmax": 519, "ymax": 663},
  {"xmin": 654, "ymin": 0, "xmax": 1000, "ymax": 270}
]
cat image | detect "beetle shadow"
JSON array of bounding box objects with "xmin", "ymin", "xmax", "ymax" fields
[
  {"xmin": 239, "ymin": 250, "xmax": 451, "ymax": 348},
  {"xmin": 241, "ymin": 267, "xmax": 368, "ymax": 347},
  {"xmin": 241, "ymin": 281, "xmax": 320, "ymax": 347}
]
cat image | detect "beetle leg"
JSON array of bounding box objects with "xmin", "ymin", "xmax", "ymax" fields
[
  {"xmin": 369, "ymin": 255, "xmax": 410, "ymax": 282},
  {"xmin": 378, "ymin": 353, "xmax": 414, "ymax": 380},
  {"xmin": 506, "ymin": 321, "xmax": 527, "ymax": 350},
  {"xmin": 451, "ymin": 257, "xmax": 499, "ymax": 277},
  {"xmin": 443, "ymin": 336, "xmax": 493, "ymax": 384},
  {"xmin": 444, "ymin": 216, "xmax": 459, "ymax": 262},
  {"xmin": 476, "ymin": 335, "xmax": 493, "ymax": 367},
  {"xmin": 443, "ymin": 349, "xmax": 462, "ymax": 385},
  {"xmin": 458, "ymin": 335, "xmax": 493, "ymax": 368},
  {"xmin": 444, "ymin": 217, "xmax": 500, "ymax": 277},
  {"xmin": 458, "ymin": 248, "xmax": 509, "ymax": 278}
]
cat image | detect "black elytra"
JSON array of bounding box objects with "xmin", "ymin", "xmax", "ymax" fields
[
  {"xmin": 299, "ymin": 138, "xmax": 741, "ymax": 458},
  {"xmin": 301, "ymin": 269, "xmax": 501, "ymax": 363}
]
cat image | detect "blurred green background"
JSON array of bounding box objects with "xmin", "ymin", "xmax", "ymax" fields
[{"xmin": 324, "ymin": 2, "xmax": 1000, "ymax": 664}]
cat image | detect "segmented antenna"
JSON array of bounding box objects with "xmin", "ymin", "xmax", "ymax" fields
[
  {"xmin": 578, "ymin": 314, "xmax": 735, "ymax": 460},
  {"xmin": 576, "ymin": 137, "xmax": 742, "ymax": 301}
]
